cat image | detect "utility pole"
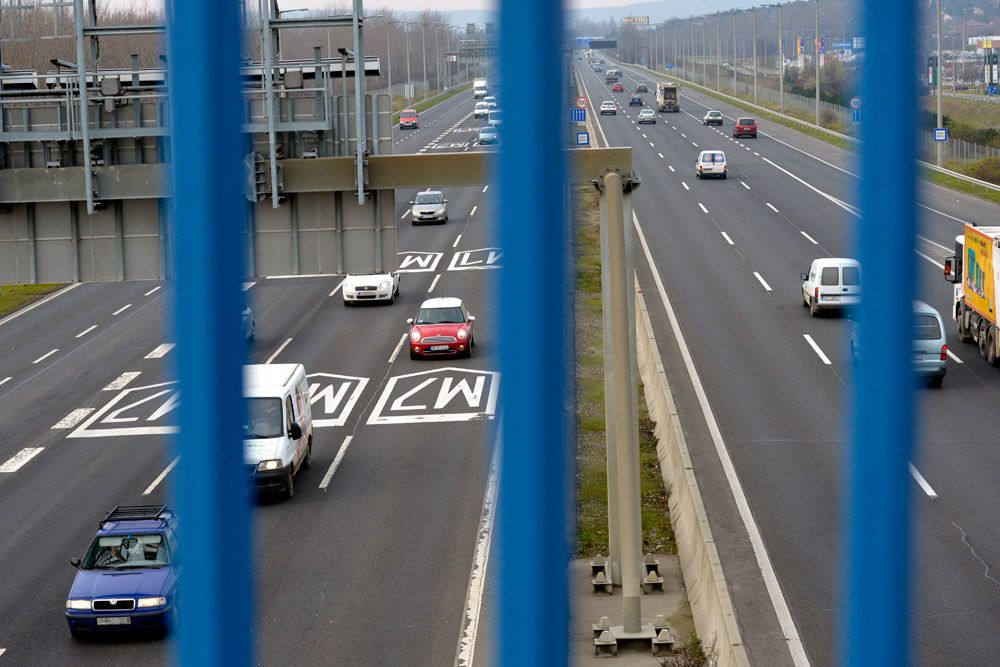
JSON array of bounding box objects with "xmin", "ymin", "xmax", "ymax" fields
[
  {"xmin": 778, "ymin": 3, "xmax": 784, "ymax": 113},
  {"xmin": 702, "ymin": 20, "xmax": 707, "ymax": 83},
  {"xmin": 732, "ymin": 12, "xmax": 737, "ymax": 94},
  {"xmin": 752, "ymin": 8, "xmax": 758, "ymax": 105},
  {"xmin": 815, "ymin": 0, "xmax": 821, "ymax": 127},
  {"xmin": 386, "ymin": 20, "xmax": 393, "ymax": 96},
  {"xmin": 716, "ymin": 14, "xmax": 721, "ymax": 91},
  {"xmin": 405, "ymin": 22, "xmax": 413, "ymax": 103},
  {"xmin": 433, "ymin": 22, "xmax": 441, "ymax": 93},
  {"xmin": 420, "ymin": 20, "xmax": 428, "ymax": 100},
  {"xmin": 936, "ymin": 0, "xmax": 943, "ymax": 165}
]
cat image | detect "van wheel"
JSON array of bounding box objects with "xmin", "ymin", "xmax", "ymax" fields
[
  {"xmin": 809, "ymin": 297, "xmax": 818, "ymax": 317},
  {"xmin": 282, "ymin": 468, "xmax": 294, "ymax": 500},
  {"xmin": 301, "ymin": 437, "xmax": 312, "ymax": 471},
  {"xmin": 930, "ymin": 375, "xmax": 944, "ymax": 389},
  {"xmin": 802, "ymin": 290, "xmax": 809, "ymax": 307}
]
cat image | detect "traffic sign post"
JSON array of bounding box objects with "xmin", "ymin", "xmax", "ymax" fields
[
  {"xmin": 850, "ymin": 96, "xmax": 862, "ymax": 110},
  {"xmin": 576, "ymin": 96, "xmax": 588, "ymax": 109},
  {"xmin": 933, "ymin": 127, "xmax": 948, "ymax": 142},
  {"xmin": 852, "ymin": 109, "xmax": 861, "ymax": 123}
]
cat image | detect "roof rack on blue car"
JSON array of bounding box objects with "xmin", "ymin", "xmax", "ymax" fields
[{"xmin": 101, "ymin": 505, "xmax": 170, "ymax": 526}]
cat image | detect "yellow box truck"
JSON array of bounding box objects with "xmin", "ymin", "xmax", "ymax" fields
[{"xmin": 945, "ymin": 224, "xmax": 1000, "ymax": 365}]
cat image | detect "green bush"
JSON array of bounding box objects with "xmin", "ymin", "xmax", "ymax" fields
[{"xmin": 967, "ymin": 157, "xmax": 1000, "ymax": 185}]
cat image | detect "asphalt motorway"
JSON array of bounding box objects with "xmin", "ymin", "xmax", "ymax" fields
[
  {"xmin": 0, "ymin": 88, "xmax": 498, "ymax": 665},
  {"xmin": 579, "ymin": 58, "xmax": 1000, "ymax": 666}
]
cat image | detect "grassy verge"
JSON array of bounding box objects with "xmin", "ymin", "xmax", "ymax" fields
[
  {"xmin": 0, "ymin": 283, "xmax": 66, "ymax": 319},
  {"xmin": 574, "ymin": 183, "xmax": 675, "ymax": 558},
  {"xmin": 391, "ymin": 82, "xmax": 474, "ymax": 124},
  {"xmin": 923, "ymin": 166, "xmax": 1000, "ymax": 207}
]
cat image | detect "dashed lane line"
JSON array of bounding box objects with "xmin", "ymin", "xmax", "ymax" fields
[
  {"xmin": 698, "ymin": 203, "xmax": 709, "ymax": 214},
  {"xmin": 803, "ymin": 334, "xmax": 832, "ymax": 365},
  {"xmin": 470, "ymin": 205, "xmax": 478, "ymax": 216},
  {"xmin": 144, "ymin": 286, "xmax": 161, "ymax": 296},
  {"xmin": 801, "ymin": 231, "xmax": 819, "ymax": 245},
  {"xmin": 682, "ymin": 182, "xmax": 690, "ymax": 191},
  {"xmin": 453, "ymin": 235, "xmax": 463, "ymax": 248},
  {"xmin": 766, "ymin": 202, "xmax": 780, "ymax": 213},
  {"xmin": 265, "ymin": 338, "xmax": 293, "ymax": 365},
  {"xmin": 143, "ymin": 457, "xmax": 179, "ymax": 496},
  {"xmin": 32, "ymin": 349, "xmax": 58, "ymax": 364},
  {"xmin": 329, "ymin": 279, "xmax": 345, "ymax": 298},
  {"xmin": 428, "ymin": 274, "xmax": 441, "ymax": 293},
  {"xmin": 75, "ymin": 325, "xmax": 97, "ymax": 338},
  {"xmin": 740, "ymin": 181, "xmax": 750, "ymax": 190},
  {"xmin": 52, "ymin": 409, "xmax": 94, "ymax": 430},
  {"xmin": 144, "ymin": 344, "xmax": 175, "ymax": 359},
  {"xmin": 402, "ymin": 208, "xmax": 411, "ymax": 219},
  {"xmin": 112, "ymin": 304, "xmax": 132, "ymax": 316},
  {"xmin": 242, "ymin": 281, "xmax": 256, "ymax": 291},
  {"xmin": 0, "ymin": 448, "xmax": 45, "ymax": 473},
  {"xmin": 721, "ymin": 232, "xmax": 734, "ymax": 245},
  {"xmin": 909, "ymin": 463, "xmax": 938, "ymax": 498},
  {"xmin": 753, "ymin": 272, "xmax": 773, "ymax": 292},
  {"xmin": 319, "ymin": 435, "xmax": 354, "ymax": 490},
  {"xmin": 947, "ymin": 349, "xmax": 964, "ymax": 364},
  {"xmin": 0, "ymin": 377, "xmax": 10, "ymax": 388},
  {"xmin": 104, "ymin": 372, "xmax": 141, "ymax": 391}
]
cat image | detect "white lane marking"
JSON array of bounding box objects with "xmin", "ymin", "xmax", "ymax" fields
[
  {"xmin": 658, "ymin": 152, "xmax": 664, "ymax": 159},
  {"xmin": 329, "ymin": 279, "xmax": 345, "ymax": 297},
  {"xmin": 319, "ymin": 435, "xmax": 354, "ymax": 490},
  {"xmin": 144, "ymin": 286, "xmax": 161, "ymax": 296},
  {"xmin": 266, "ymin": 338, "xmax": 293, "ymax": 364},
  {"xmin": 482, "ymin": 185, "xmax": 489, "ymax": 193},
  {"xmin": 681, "ymin": 133, "xmax": 687, "ymax": 138},
  {"xmin": 947, "ymin": 349, "xmax": 963, "ymax": 364},
  {"xmin": 721, "ymin": 232, "xmax": 734, "ymax": 245},
  {"xmin": 692, "ymin": 142, "xmax": 698, "ymax": 147},
  {"xmin": 453, "ymin": 235, "xmax": 463, "ymax": 248},
  {"xmin": 803, "ymin": 334, "xmax": 832, "ymax": 365},
  {"xmin": 762, "ymin": 156, "xmax": 858, "ymax": 217},
  {"xmin": 401, "ymin": 208, "xmax": 411, "ymax": 219},
  {"xmin": 470, "ymin": 205, "xmax": 478, "ymax": 216},
  {"xmin": 388, "ymin": 333, "xmax": 407, "ymax": 365},
  {"xmin": 428, "ymin": 274, "xmax": 442, "ymax": 294},
  {"xmin": 740, "ymin": 181, "xmax": 750, "ymax": 190},
  {"xmin": 0, "ymin": 648, "xmax": 5, "ymax": 656},
  {"xmin": 681, "ymin": 182, "xmax": 690, "ymax": 191},
  {"xmin": 113, "ymin": 304, "xmax": 132, "ymax": 316},
  {"xmin": 642, "ymin": 133, "xmax": 647, "ymax": 138},
  {"xmin": 632, "ymin": 211, "xmax": 810, "ymax": 667},
  {"xmin": 649, "ymin": 142, "xmax": 655, "ymax": 148},
  {"xmin": 103, "ymin": 372, "xmax": 141, "ymax": 391},
  {"xmin": 916, "ymin": 251, "xmax": 945, "ymax": 270},
  {"xmin": 32, "ymin": 349, "xmax": 58, "ymax": 364},
  {"xmin": 0, "ymin": 448, "xmax": 44, "ymax": 473},
  {"xmin": 668, "ymin": 165, "xmax": 675, "ymax": 172},
  {"xmin": 753, "ymin": 272, "xmax": 773, "ymax": 292},
  {"xmin": 265, "ymin": 273, "xmax": 338, "ymax": 279},
  {"xmin": 0, "ymin": 283, "xmax": 79, "ymax": 329},
  {"xmin": 143, "ymin": 456, "xmax": 179, "ymax": 496},
  {"xmin": 766, "ymin": 202, "xmax": 780, "ymax": 213},
  {"xmin": 801, "ymin": 231, "xmax": 819, "ymax": 245},
  {"xmin": 75, "ymin": 325, "xmax": 97, "ymax": 338},
  {"xmin": 754, "ymin": 152, "xmax": 761, "ymax": 156},
  {"xmin": 909, "ymin": 463, "xmax": 938, "ymax": 498},
  {"xmin": 144, "ymin": 343, "xmax": 175, "ymax": 359},
  {"xmin": 52, "ymin": 408, "xmax": 94, "ymax": 430},
  {"xmin": 0, "ymin": 377, "xmax": 10, "ymax": 388},
  {"xmin": 242, "ymin": 281, "xmax": 256, "ymax": 291},
  {"xmin": 698, "ymin": 203, "xmax": 709, "ymax": 214}
]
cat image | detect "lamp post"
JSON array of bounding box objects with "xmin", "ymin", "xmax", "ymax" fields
[
  {"xmin": 815, "ymin": 0, "xmax": 821, "ymax": 127},
  {"xmin": 778, "ymin": 3, "xmax": 784, "ymax": 113},
  {"xmin": 702, "ymin": 20, "xmax": 707, "ymax": 83},
  {"xmin": 732, "ymin": 12, "xmax": 737, "ymax": 94},
  {"xmin": 420, "ymin": 20, "xmax": 428, "ymax": 101},
  {"xmin": 386, "ymin": 20, "xmax": 395, "ymax": 96},
  {"xmin": 936, "ymin": 0, "xmax": 943, "ymax": 165},
  {"xmin": 405, "ymin": 21, "xmax": 414, "ymax": 103},
  {"xmin": 752, "ymin": 7, "xmax": 758, "ymax": 105},
  {"xmin": 716, "ymin": 14, "xmax": 721, "ymax": 91}
]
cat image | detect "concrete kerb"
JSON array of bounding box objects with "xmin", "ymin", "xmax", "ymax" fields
[{"xmin": 634, "ymin": 277, "xmax": 750, "ymax": 667}]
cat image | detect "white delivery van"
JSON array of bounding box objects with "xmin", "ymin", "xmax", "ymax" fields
[
  {"xmin": 243, "ymin": 364, "xmax": 313, "ymax": 500},
  {"xmin": 473, "ymin": 78, "xmax": 488, "ymax": 98}
]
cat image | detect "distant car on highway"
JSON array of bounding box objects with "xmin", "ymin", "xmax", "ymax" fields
[
  {"xmin": 65, "ymin": 505, "xmax": 178, "ymax": 639},
  {"xmin": 628, "ymin": 94, "xmax": 642, "ymax": 106},
  {"xmin": 637, "ymin": 108, "xmax": 656, "ymax": 124},
  {"xmin": 801, "ymin": 257, "xmax": 861, "ymax": 316},
  {"xmin": 474, "ymin": 101, "xmax": 490, "ymax": 119},
  {"xmin": 407, "ymin": 297, "xmax": 476, "ymax": 359},
  {"xmin": 850, "ymin": 300, "xmax": 947, "ymax": 387},
  {"xmin": 695, "ymin": 150, "xmax": 727, "ymax": 179},
  {"xmin": 483, "ymin": 95, "xmax": 498, "ymax": 109},
  {"xmin": 487, "ymin": 109, "xmax": 502, "ymax": 127},
  {"xmin": 635, "ymin": 83, "xmax": 648, "ymax": 93},
  {"xmin": 410, "ymin": 189, "xmax": 449, "ymax": 224},
  {"xmin": 611, "ymin": 82, "xmax": 625, "ymax": 92},
  {"xmin": 478, "ymin": 125, "xmax": 499, "ymax": 145},
  {"xmin": 399, "ymin": 109, "xmax": 418, "ymax": 129},
  {"xmin": 599, "ymin": 100, "xmax": 617, "ymax": 115},
  {"xmin": 342, "ymin": 272, "xmax": 400, "ymax": 306},
  {"xmin": 702, "ymin": 110, "xmax": 724, "ymax": 126},
  {"xmin": 733, "ymin": 117, "xmax": 757, "ymax": 138}
]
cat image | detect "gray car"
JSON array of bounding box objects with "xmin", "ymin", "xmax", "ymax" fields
[
  {"xmin": 851, "ymin": 300, "xmax": 948, "ymax": 388},
  {"xmin": 410, "ymin": 190, "xmax": 448, "ymax": 225}
]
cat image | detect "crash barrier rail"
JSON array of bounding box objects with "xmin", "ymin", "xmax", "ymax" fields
[{"xmin": 634, "ymin": 279, "xmax": 750, "ymax": 667}]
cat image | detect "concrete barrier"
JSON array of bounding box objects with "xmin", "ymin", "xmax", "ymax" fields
[{"xmin": 634, "ymin": 279, "xmax": 750, "ymax": 667}]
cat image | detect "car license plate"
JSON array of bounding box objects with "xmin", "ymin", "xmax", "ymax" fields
[
  {"xmin": 824, "ymin": 296, "xmax": 840, "ymax": 302},
  {"xmin": 430, "ymin": 345, "xmax": 450, "ymax": 351},
  {"xmin": 97, "ymin": 617, "xmax": 131, "ymax": 626}
]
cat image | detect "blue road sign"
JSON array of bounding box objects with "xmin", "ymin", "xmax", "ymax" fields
[
  {"xmin": 988, "ymin": 85, "xmax": 998, "ymax": 96},
  {"xmin": 571, "ymin": 108, "xmax": 586, "ymax": 123},
  {"xmin": 852, "ymin": 108, "xmax": 861, "ymax": 123},
  {"xmin": 933, "ymin": 127, "xmax": 948, "ymax": 142},
  {"xmin": 576, "ymin": 131, "xmax": 590, "ymax": 146},
  {"xmin": 665, "ymin": 63, "xmax": 674, "ymax": 70}
]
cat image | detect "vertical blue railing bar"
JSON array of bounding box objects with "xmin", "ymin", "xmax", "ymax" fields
[
  {"xmin": 844, "ymin": 1, "xmax": 919, "ymax": 665},
  {"xmin": 167, "ymin": 1, "xmax": 253, "ymax": 665},
  {"xmin": 496, "ymin": 0, "xmax": 569, "ymax": 664}
]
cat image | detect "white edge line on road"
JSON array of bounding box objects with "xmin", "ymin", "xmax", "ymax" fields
[
  {"xmin": 916, "ymin": 250, "xmax": 945, "ymax": 270},
  {"xmin": 32, "ymin": 349, "xmax": 58, "ymax": 364},
  {"xmin": 801, "ymin": 231, "xmax": 819, "ymax": 245},
  {"xmin": 649, "ymin": 142, "xmax": 655, "ymax": 148},
  {"xmin": 0, "ymin": 377, "xmax": 10, "ymax": 388},
  {"xmin": 721, "ymin": 232, "xmax": 734, "ymax": 245},
  {"xmin": 946, "ymin": 349, "xmax": 963, "ymax": 364},
  {"xmin": 75, "ymin": 324, "xmax": 97, "ymax": 338},
  {"xmin": 453, "ymin": 427, "xmax": 500, "ymax": 667},
  {"xmin": 681, "ymin": 182, "xmax": 690, "ymax": 191},
  {"xmin": 633, "ymin": 210, "xmax": 810, "ymax": 667},
  {"xmin": 766, "ymin": 202, "xmax": 780, "ymax": 213},
  {"xmin": 453, "ymin": 234, "xmax": 463, "ymax": 248},
  {"xmin": 0, "ymin": 282, "xmax": 80, "ymax": 329},
  {"xmin": 698, "ymin": 203, "xmax": 709, "ymax": 214},
  {"xmin": 803, "ymin": 334, "xmax": 832, "ymax": 365},
  {"xmin": 103, "ymin": 371, "xmax": 141, "ymax": 391},
  {"xmin": 143, "ymin": 456, "xmax": 179, "ymax": 496},
  {"xmin": 0, "ymin": 447, "xmax": 45, "ymax": 473},
  {"xmin": 144, "ymin": 286, "xmax": 161, "ymax": 296},
  {"xmin": 470, "ymin": 205, "xmax": 478, "ymax": 216},
  {"xmin": 52, "ymin": 408, "xmax": 94, "ymax": 430},
  {"xmin": 658, "ymin": 152, "xmax": 664, "ymax": 159},
  {"xmin": 329, "ymin": 279, "xmax": 345, "ymax": 297},
  {"xmin": 112, "ymin": 304, "xmax": 132, "ymax": 316},
  {"xmin": 388, "ymin": 333, "xmax": 407, "ymax": 364},
  {"xmin": 265, "ymin": 338, "xmax": 293, "ymax": 364},
  {"xmin": 144, "ymin": 343, "xmax": 175, "ymax": 359},
  {"xmin": 427, "ymin": 274, "xmax": 442, "ymax": 294},
  {"xmin": 668, "ymin": 165, "xmax": 675, "ymax": 172},
  {"xmin": 482, "ymin": 185, "xmax": 488, "ymax": 193},
  {"xmin": 319, "ymin": 435, "xmax": 354, "ymax": 490},
  {"xmin": 401, "ymin": 208, "xmax": 411, "ymax": 219},
  {"xmin": 740, "ymin": 181, "xmax": 750, "ymax": 190},
  {"xmin": 753, "ymin": 271, "xmax": 773, "ymax": 291},
  {"xmin": 909, "ymin": 463, "xmax": 938, "ymax": 498},
  {"xmin": 242, "ymin": 281, "xmax": 256, "ymax": 291}
]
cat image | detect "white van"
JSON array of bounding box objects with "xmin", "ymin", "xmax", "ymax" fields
[
  {"xmin": 801, "ymin": 258, "xmax": 861, "ymax": 316},
  {"xmin": 244, "ymin": 364, "xmax": 313, "ymax": 499}
]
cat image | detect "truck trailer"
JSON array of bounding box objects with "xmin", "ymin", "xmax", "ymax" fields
[
  {"xmin": 656, "ymin": 82, "xmax": 679, "ymax": 112},
  {"xmin": 944, "ymin": 224, "xmax": 1000, "ymax": 366}
]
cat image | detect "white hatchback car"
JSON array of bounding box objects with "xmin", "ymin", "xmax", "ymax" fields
[
  {"xmin": 637, "ymin": 108, "xmax": 656, "ymax": 124},
  {"xmin": 801, "ymin": 258, "xmax": 861, "ymax": 316},
  {"xmin": 474, "ymin": 101, "xmax": 490, "ymax": 119},
  {"xmin": 599, "ymin": 100, "xmax": 617, "ymax": 115},
  {"xmin": 695, "ymin": 150, "xmax": 727, "ymax": 179},
  {"xmin": 343, "ymin": 272, "xmax": 400, "ymax": 306}
]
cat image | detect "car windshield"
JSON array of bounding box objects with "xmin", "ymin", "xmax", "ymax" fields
[
  {"xmin": 914, "ymin": 314, "xmax": 942, "ymax": 340},
  {"xmin": 481, "ymin": 127, "xmax": 496, "ymax": 134},
  {"xmin": 709, "ymin": 112, "xmax": 721, "ymax": 117},
  {"xmin": 415, "ymin": 192, "xmax": 443, "ymax": 205},
  {"xmin": 416, "ymin": 306, "xmax": 465, "ymax": 325},
  {"xmin": 245, "ymin": 397, "xmax": 283, "ymax": 438},
  {"xmin": 402, "ymin": 110, "xmax": 416, "ymax": 117},
  {"xmin": 82, "ymin": 534, "xmax": 170, "ymax": 569}
]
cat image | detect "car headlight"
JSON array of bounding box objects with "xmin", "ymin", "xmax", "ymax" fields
[
  {"xmin": 410, "ymin": 330, "xmax": 421, "ymax": 342},
  {"xmin": 379, "ymin": 280, "xmax": 390, "ymax": 290},
  {"xmin": 137, "ymin": 596, "xmax": 167, "ymax": 608},
  {"xmin": 66, "ymin": 599, "xmax": 92, "ymax": 611},
  {"xmin": 437, "ymin": 208, "xmax": 445, "ymax": 215},
  {"xmin": 256, "ymin": 459, "xmax": 282, "ymax": 472},
  {"xmin": 457, "ymin": 328, "xmax": 468, "ymax": 340}
]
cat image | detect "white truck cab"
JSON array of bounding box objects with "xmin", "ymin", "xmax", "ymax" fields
[{"xmin": 243, "ymin": 364, "xmax": 313, "ymax": 500}]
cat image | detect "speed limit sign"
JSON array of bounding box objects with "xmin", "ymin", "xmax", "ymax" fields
[{"xmin": 576, "ymin": 96, "xmax": 588, "ymax": 109}]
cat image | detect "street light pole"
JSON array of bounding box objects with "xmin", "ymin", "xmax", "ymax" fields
[
  {"xmin": 815, "ymin": 0, "xmax": 821, "ymax": 127},
  {"xmin": 732, "ymin": 12, "xmax": 737, "ymax": 94},
  {"xmin": 752, "ymin": 7, "xmax": 758, "ymax": 105},
  {"xmin": 936, "ymin": 0, "xmax": 943, "ymax": 165},
  {"xmin": 433, "ymin": 23, "xmax": 441, "ymax": 93},
  {"xmin": 702, "ymin": 20, "xmax": 707, "ymax": 83},
  {"xmin": 716, "ymin": 14, "xmax": 721, "ymax": 91},
  {"xmin": 778, "ymin": 3, "xmax": 784, "ymax": 113},
  {"xmin": 420, "ymin": 20, "xmax": 428, "ymax": 100},
  {"xmin": 405, "ymin": 22, "xmax": 412, "ymax": 103},
  {"xmin": 386, "ymin": 20, "xmax": 393, "ymax": 96}
]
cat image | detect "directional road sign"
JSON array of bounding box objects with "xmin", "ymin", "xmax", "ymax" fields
[
  {"xmin": 988, "ymin": 86, "xmax": 998, "ymax": 96},
  {"xmin": 571, "ymin": 108, "xmax": 586, "ymax": 123}
]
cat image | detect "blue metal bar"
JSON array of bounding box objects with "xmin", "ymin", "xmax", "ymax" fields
[
  {"xmin": 496, "ymin": 0, "xmax": 569, "ymax": 663},
  {"xmin": 167, "ymin": 1, "xmax": 253, "ymax": 665},
  {"xmin": 844, "ymin": 1, "xmax": 919, "ymax": 665}
]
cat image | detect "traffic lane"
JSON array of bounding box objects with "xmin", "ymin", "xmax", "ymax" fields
[{"xmin": 391, "ymin": 92, "xmax": 478, "ymax": 151}]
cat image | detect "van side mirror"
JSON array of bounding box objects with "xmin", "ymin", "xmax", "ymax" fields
[
  {"xmin": 800, "ymin": 273, "xmax": 809, "ymax": 281},
  {"xmin": 70, "ymin": 558, "xmax": 81, "ymax": 568},
  {"xmin": 288, "ymin": 422, "xmax": 303, "ymax": 440}
]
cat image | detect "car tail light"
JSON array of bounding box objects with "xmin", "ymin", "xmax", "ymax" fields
[
  {"xmin": 941, "ymin": 345, "xmax": 948, "ymax": 361},
  {"xmin": 815, "ymin": 287, "xmax": 819, "ymax": 300},
  {"xmin": 943, "ymin": 258, "xmax": 952, "ymax": 276}
]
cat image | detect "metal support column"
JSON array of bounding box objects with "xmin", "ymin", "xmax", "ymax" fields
[
  {"xmin": 70, "ymin": 200, "xmax": 80, "ymax": 282},
  {"xmin": 289, "ymin": 194, "xmax": 300, "ymax": 274},
  {"xmin": 27, "ymin": 203, "xmax": 37, "ymax": 284},
  {"xmin": 599, "ymin": 191, "xmax": 622, "ymax": 586},
  {"xmin": 115, "ymin": 199, "xmax": 125, "ymax": 281},
  {"xmin": 260, "ymin": 0, "xmax": 281, "ymax": 209},
  {"xmin": 352, "ymin": 0, "xmax": 367, "ymax": 205},
  {"xmin": 72, "ymin": 0, "xmax": 95, "ymax": 214},
  {"xmin": 778, "ymin": 4, "xmax": 784, "ymax": 114},
  {"xmin": 814, "ymin": 0, "xmax": 821, "ymax": 127}
]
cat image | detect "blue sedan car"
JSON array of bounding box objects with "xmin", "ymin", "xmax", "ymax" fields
[
  {"xmin": 478, "ymin": 125, "xmax": 499, "ymax": 145},
  {"xmin": 66, "ymin": 506, "xmax": 179, "ymax": 638}
]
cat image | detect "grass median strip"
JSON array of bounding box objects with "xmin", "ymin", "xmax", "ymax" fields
[
  {"xmin": 0, "ymin": 283, "xmax": 66, "ymax": 319},
  {"xmin": 574, "ymin": 184, "xmax": 674, "ymax": 558},
  {"xmin": 391, "ymin": 82, "xmax": 473, "ymax": 125}
]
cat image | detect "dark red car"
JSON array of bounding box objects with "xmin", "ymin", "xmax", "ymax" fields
[
  {"xmin": 733, "ymin": 117, "xmax": 757, "ymax": 138},
  {"xmin": 611, "ymin": 82, "xmax": 624, "ymax": 92},
  {"xmin": 407, "ymin": 297, "xmax": 476, "ymax": 359},
  {"xmin": 399, "ymin": 109, "xmax": 419, "ymax": 129}
]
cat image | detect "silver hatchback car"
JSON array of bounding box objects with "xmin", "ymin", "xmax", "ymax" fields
[
  {"xmin": 851, "ymin": 300, "xmax": 948, "ymax": 388},
  {"xmin": 410, "ymin": 190, "xmax": 448, "ymax": 224}
]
